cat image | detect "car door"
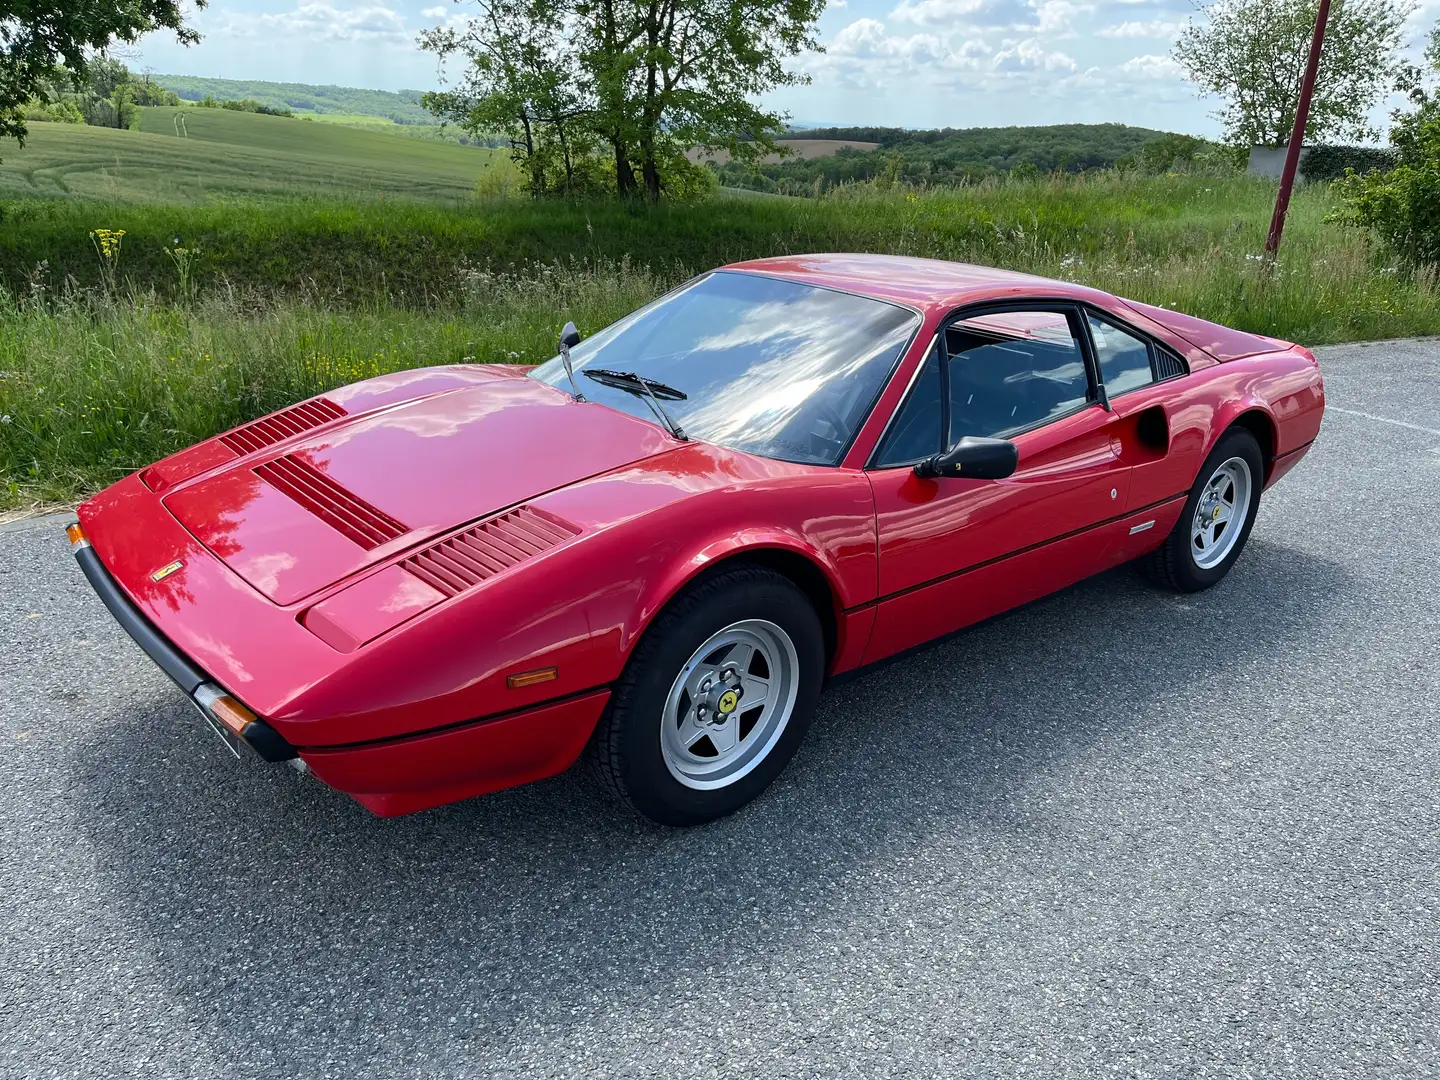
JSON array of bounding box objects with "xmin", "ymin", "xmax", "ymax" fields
[{"xmin": 861, "ymin": 303, "xmax": 1134, "ymax": 665}]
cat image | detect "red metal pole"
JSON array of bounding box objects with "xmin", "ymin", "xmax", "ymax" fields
[{"xmin": 1265, "ymin": 0, "xmax": 1332, "ymax": 257}]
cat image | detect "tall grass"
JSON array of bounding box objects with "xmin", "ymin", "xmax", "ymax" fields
[
  {"xmin": 0, "ymin": 262, "xmax": 661, "ymax": 507},
  {"xmin": 2, "ymin": 173, "xmax": 1436, "ymax": 508}
]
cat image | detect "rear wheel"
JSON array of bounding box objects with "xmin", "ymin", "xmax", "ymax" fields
[
  {"xmin": 588, "ymin": 564, "xmax": 824, "ymax": 826},
  {"xmin": 1141, "ymin": 426, "xmax": 1264, "ymax": 592}
]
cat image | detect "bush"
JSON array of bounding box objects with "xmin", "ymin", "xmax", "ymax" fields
[
  {"xmin": 1304, "ymin": 145, "xmax": 1397, "ymax": 182},
  {"xmin": 1335, "ymin": 104, "xmax": 1440, "ymax": 266},
  {"xmin": 20, "ymin": 100, "xmax": 84, "ymax": 124}
]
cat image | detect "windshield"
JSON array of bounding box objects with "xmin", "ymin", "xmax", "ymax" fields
[{"xmin": 529, "ymin": 271, "xmax": 919, "ymax": 465}]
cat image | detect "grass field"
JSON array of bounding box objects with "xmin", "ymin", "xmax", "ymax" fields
[
  {"xmin": 0, "ymin": 109, "xmax": 500, "ymax": 202},
  {"xmin": 0, "ymin": 148, "xmax": 1433, "ymax": 507}
]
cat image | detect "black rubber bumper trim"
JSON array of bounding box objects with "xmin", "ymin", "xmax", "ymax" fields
[{"xmin": 72, "ymin": 541, "xmax": 297, "ymax": 763}]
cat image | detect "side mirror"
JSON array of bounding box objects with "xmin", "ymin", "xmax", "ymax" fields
[
  {"xmin": 914, "ymin": 436, "xmax": 1018, "ymax": 480},
  {"xmin": 559, "ymin": 321, "xmax": 581, "ymax": 351}
]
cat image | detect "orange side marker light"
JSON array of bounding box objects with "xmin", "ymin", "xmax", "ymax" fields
[{"xmin": 506, "ymin": 667, "xmax": 558, "ymax": 690}]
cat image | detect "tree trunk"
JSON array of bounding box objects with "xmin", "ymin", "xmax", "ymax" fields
[
  {"xmin": 641, "ymin": 134, "xmax": 661, "ymax": 201},
  {"xmin": 614, "ymin": 141, "xmax": 639, "ymax": 196}
]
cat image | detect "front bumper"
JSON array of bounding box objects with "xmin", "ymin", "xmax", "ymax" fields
[
  {"xmin": 69, "ymin": 525, "xmax": 297, "ymax": 763},
  {"xmin": 70, "ymin": 521, "xmax": 609, "ymax": 815}
]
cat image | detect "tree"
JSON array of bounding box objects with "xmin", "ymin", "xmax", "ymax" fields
[
  {"xmin": 1, "ymin": 0, "xmax": 201, "ymax": 150},
  {"xmin": 421, "ymin": 0, "xmax": 595, "ymax": 196},
  {"xmin": 1336, "ymin": 19, "xmax": 1440, "ymax": 266},
  {"xmin": 420, "ymin": 0, "xmax": 822, "ymax": 199},
  {"xmin": 1174, "ymin": 0, "xmax": 1411, "ymax": 147}
]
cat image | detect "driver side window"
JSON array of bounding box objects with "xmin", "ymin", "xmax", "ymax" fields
[{"xmin": 947, "ymin": 310, "xmax": 1090, "ymax": 442}]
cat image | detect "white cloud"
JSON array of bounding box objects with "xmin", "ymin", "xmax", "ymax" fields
[
  {"xmin": 992, "ymin": 37, "xmax": 1076, "ymax": 71},
  {"xmin": 420, "ymin": 5, "xmax": 448, "ymax": 16},
  {"xmin": 1098, "ymin": 18, "xmax": 1181, "ymax": 38},
  {"xmin": 1034, "ymin": 0, "xmax": 1093, "ymax": 33},
  {"xmin": 1120, "ymin": 53, "xmax": 1183, "ymax": 78},
  {"xmin": 888, "ymin": 0, "xmax": 1033, "ymax": 30},
  {"xmin": 218, "ymin": 2, "xmax": 411, "ymax": 44},
  {"xmin": 829, "ymin": 18, "xmax": 979, "ymax": 65}
]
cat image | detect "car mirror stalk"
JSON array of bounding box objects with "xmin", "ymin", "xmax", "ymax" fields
[
  {"xmin": 558, "ymin": 320, "xmax": 585, "ymax": 402},
  {"xmin": 914, "ymin": 436, "xmax": 1019, "ymax": 480}
]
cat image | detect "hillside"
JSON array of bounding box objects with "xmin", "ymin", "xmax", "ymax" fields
[
  {"xmin": 154, "ymin": 75, "xmax": 432, "ymax": 124},
  {"xmin": 0, "ymin": 109, "xmax": 501, "ymax": 202},
  {"xmin": 717, "ymin": 123, "xmax": 1177, "ymax": 191}
]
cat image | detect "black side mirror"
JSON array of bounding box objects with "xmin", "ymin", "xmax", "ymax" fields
[
  {"xmin": 914, "ymin": 436, "xmax": 1018, "ymax": 480},
  {"xmin": 559, "ymin": 321, "xmax": 581, "ymax": 350}
]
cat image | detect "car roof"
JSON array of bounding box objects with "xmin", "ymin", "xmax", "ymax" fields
[{"xmin": 722, "ymin": 253, "xmax": 1107, "ymax": 316}]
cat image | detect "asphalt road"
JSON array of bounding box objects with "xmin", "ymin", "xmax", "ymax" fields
[{"xmin": 2, "ymin": 340, "xmax": 1437, "ymax": 1079}]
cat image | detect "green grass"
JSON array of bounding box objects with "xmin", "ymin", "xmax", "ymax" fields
[
  {"xmin": 0, "ymin": 262, "xmax": 662, "ymax": 508},
  {"xmin": 0, "ymin": 109, "xmax": 499, "ymax": 203},
  {"xmin": 1, "ymin": 169, "xmax": 1435, "ymax": 509}
]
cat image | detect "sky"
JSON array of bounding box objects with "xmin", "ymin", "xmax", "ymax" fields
[{"xmin": 133, "ymin": 0, "xmax": 1440, "ymax": 137}]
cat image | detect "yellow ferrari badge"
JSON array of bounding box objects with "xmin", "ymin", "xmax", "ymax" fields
[
  {"xmin": 717, "ymin": 689, "xmax": 739, "ymax": 715},
  {"xmin": 150, "ymin": 560, "xmax": 184, "ymax": 582}
]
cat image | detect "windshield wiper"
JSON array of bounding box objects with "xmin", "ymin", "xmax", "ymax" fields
[{"xmin": 583, "ymin": 368, "xmax": 689, "ymax": 440}]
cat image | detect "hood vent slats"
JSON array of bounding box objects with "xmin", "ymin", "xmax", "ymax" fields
[
  {"xmin": 255, "ymin": 455, "xmax": 408, "ymax": 549},
  {"xmin": 402, "ymin": 507, "xmax": 578, "ymax": 598},
  {"xmin": 221, "ymin": 398, "xmax": 347, "ymax": 455}
]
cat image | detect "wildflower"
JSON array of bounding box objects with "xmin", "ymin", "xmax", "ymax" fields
[{"xmin": 0, "ymin": 415, "xmax": 10, "ymax": 424}]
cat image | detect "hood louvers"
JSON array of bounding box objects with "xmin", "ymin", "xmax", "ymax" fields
[
  {"xmin": 220, "ymin": 398, "xmax": 347, "ymax": 455},
  {"xmin": 255, "ymin": 455, "xmax": 409, "ymax": 549},
  {"xmin": 402, "ymin": 507, "xmax": 579, "ymax": 598}
]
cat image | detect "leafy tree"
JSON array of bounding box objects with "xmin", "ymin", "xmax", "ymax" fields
[
  {"xmin": 421, "ymin": 0, "xmax": 821, "ymax": 199},
  {"xmin": 1, "ymin": 0, "xmax": 202, "ymax": 151},
  {"xmin": 1336, "ymin": 21, "xmax": 1440, "ymax": 266},
  {"xmin": 422, "ymin": 0, "xmax": 595, "ymax": 195},
  {"xmin": 1174, "ymin": 0, "xmax": 1411, "ymax": 147}
]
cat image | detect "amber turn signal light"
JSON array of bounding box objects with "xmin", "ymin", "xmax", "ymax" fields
[
  {"xmin": 506, "ymin": 667, "xmax": 558, "ymax": 689},
  {"xmin": 65, "ymin": 522, "xmax": 88, "ymax": 548},
  {"xmin": 208, "ymin": 694, "xmax": 257, "ymax": 737},
  {"xmin": 195, "ymin": 683, "xmax": 258, "ymax": 737}
]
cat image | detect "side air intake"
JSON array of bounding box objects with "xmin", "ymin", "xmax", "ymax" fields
[
  {"xmin": 1153, "ymin": 348, "xmax": 1187, "ymax": 381},
  {"xmin": 401, "ymin": 507, "xmax": 580, "ymax": 598},
  {"xmin": 254, "ymin": 454, "xmax": 409, "ymax": 549},
  {"xmin": 220, "ymin": 398, "xmax": 347, "ymax": 455}
]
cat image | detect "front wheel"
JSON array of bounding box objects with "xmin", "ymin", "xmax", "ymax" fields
[
  {"xmin": 1141, "ymin": 426, "xmax": 1265, "ymax": 592},
  {"xmin": 587, "ymin": 564, "xmax": 825, "ymax": 826}
]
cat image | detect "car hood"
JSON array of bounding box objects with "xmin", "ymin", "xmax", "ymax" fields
[{"xmin": 163, "ymin": 371, "xmax": 676, "ymax": 604}]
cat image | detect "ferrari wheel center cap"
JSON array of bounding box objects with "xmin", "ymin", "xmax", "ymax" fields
[{"xmin": 716, "ymin": 689, "xmax": 739, "ymax": 716}]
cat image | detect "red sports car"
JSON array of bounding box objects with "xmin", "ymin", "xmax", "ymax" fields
[{"xmin": 69, "ymin": 254, "xmax": 1325, "ymax": 825}]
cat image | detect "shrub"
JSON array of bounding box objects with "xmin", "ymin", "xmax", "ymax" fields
[
  {"xmin": 1335, "ymin": 104, "xmax": 1440, "ymax": 266},
  {"xmin": 1303, "ymin": 145, "xmax": 1398, "ymax": 182}
]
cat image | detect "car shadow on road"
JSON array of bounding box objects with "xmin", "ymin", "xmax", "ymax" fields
[{"xmin": 66, "ymin": 538, "xmax": 1355, "ymax": 1074}]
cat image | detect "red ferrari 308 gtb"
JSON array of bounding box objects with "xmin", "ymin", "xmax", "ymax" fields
[{"xmin": 69, "ymin": 254, "xmax": 1324, "ymax": 825}]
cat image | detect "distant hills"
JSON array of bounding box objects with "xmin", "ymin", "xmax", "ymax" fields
[{"xmin": 153, "ymin": 75, "xmax": 434, "ymax": 125}]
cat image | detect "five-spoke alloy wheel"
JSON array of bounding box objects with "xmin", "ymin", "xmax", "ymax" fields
[
  {"xmin": 588, "ymin": 564, "xmax": 824, "ymax": 826},
  {"xmin": 1142, "ymin": 425, "xmax": 1265, "ymax": 592},
  {"xmin": 660, "ymin": 619, "xmax": 800, "ymax": 790}
]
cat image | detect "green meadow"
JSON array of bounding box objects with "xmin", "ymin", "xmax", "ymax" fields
[{"xmin": 0, "ymin": 108, "xmax": 502, "ymax": 202}]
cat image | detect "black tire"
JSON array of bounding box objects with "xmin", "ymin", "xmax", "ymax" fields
[
  {"xmin": 1141, "ymin": 426, "xmax": 1265, "ymax": 592},
  {"xmin": 587, "ymin": 564, "xmax": 825, "ymax": 826}
]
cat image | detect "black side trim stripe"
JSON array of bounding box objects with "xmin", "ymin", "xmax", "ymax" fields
[
  {"xmin": 848, "ymin": 490, "xmax": 1189, "ymax": 613},
  {"xmin": 300, "ymin": 684, "xmax": 613, "ymax": 754}
]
